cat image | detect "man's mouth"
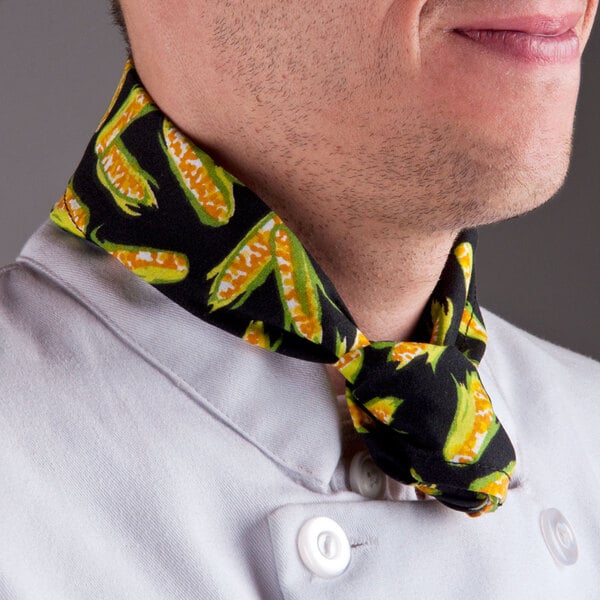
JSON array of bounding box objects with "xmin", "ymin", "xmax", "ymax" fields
[{"xmin": 451, "ymin": 14, "xmax": 583, "ymax": 65}]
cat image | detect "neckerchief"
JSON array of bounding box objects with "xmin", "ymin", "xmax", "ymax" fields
[{"xmin": 50, "ymin": 60, "xmax": 516, "ymax": 516}]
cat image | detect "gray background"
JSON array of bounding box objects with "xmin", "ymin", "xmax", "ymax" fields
[{"xmin": 1, "ymin": 1, "xmax": 598, "ymax": 360}]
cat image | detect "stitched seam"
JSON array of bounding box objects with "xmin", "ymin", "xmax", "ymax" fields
[
  {"xmin": 16, "ymin": 255, "xmax": 328, "ymax": 488},
  {"xmin": 0, "ymin": 263, "xmax": 22, "ymax": 278}
]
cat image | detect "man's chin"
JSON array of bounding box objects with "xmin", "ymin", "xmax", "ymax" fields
[
  {"xmin": 446, "ymin": 134, "xmax": 573, "ymax": 229},
  {"xmin": 477, "ymin": 163, "xmax": 570, "ymax": 228},
  {"xmin": 423, "ymin": 178, "xmax": 565, "ymax": 236}
]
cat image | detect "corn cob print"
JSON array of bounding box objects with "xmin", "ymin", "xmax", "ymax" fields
[
  {"xmin": 111, "ymin": 247, "xmax": 188, "ymax": 284},
  {"xmin": 162, "ymin": 120, "xmax": 234, "ymax": 227},
  {"xmin": 346, "ymin": 388, "xmax": 405, "ymax": 433},
  {"xmin": 467, "ymin": 466, "xmax": 514, "ymax": 516},
  {"xmin": 207, "ymin": 213, "xmax": 281, "ymax": 311},
  {"xmin": 95, "ymin": 84, "xmax": 158, "ymax": 216},
  {"xmin": 95, "ymin": 86, "xmax": 155, "ymax": 155},
  {"xmin": 389, "ymin": 342, "xmax": 445, "ymax": 373},
  {"xmin": 96, "ymin": 140, "xmax": 158, "ymax": 216},
  {"xmin": 272, "ymin": 224, "xmax": 323, "ymax": 344},
  {"xmin": 335, "ymin": 330, "xmax": 370, "ymax": 357},
  {"xmin": 50, "ymin": 180, "xmax": 90, "ymax": 238},
  {"xmin": 208, "ymin": 215, "xmax": 327, "ymax": 344},
  {"xmin": 454, "ymin": 242, "xmax": 474, "ymax": 294},
  {"xmin": 90, "ymin": 228, "xmax": 189, "ymax": 284},
  {"xmin": 335, "ymin": 331, "xmax": 370, "ymax": 384},
  {"xmin": 444, "ymin": 371, "xmax": 500, "ymax": 465},
  {"xmin": 410, "ymin": 469, "xmax": 442, "ymax": 497},
  {"xmin": 363, "ymin": 396, "xmax": 404, "ymax": 426},
  {"xmin": 243, "ymin": 320, "xmax": 282, "ymax": 352},
  {"xmin": 335, "ymin": 348, "xmax": 365, "ymax": 384},
  {"xmin": 346, "ymin": 390, "xmax": 376, "ymax": 434},
  {"xmin": 430, "ymin": 298, "xmax": 454, "ymax": 345},
  {"xmin": 459, "ymin": 301, "xmax": 488, "ymax": 346}
]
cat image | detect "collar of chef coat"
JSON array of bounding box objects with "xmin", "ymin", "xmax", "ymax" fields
[{"xmin": 16, "ymin": 220, "xmax": 522, "ymax": 495}]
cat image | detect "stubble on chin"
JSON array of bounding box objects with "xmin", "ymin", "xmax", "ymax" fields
[{"xmin": 336, "ymin": 117, "xmax": 574, "ymax": 235}]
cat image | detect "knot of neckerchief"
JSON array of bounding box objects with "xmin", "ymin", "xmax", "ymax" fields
[{"xmin": 50, "ymin": 60, "xmax": 516, "ymax": 516}]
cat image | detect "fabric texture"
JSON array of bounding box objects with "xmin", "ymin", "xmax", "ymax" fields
[{"xmin": 49, "ymin": 60, "xmax": 515, "ymax": 515}]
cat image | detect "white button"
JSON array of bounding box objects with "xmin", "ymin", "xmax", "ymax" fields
[
  {"xmin": 297, "ymin": 517, "xmax": 351, "ymax": 578},
  {"xmin": 540, "ymin": 508, "xmax": 578, "ymax": 566},
  {"xmin": 349, "ymin": 450, "xmax": 386, "ymax": 499}
]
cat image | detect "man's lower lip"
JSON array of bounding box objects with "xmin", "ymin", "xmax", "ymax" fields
[{"xmin": 454, "ymin": 29, "xmax": 580, "ymax": 65}]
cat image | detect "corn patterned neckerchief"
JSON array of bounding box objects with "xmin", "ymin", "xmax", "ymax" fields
[{"xmin": 50, "ymin": 60, "xmax": 516, "ymax": 517}]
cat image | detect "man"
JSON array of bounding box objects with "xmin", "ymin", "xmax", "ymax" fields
[{"xmin": 1, "ymin": 0, "xmax": 599, "ymax": 597}]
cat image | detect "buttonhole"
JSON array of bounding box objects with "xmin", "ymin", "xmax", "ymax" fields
[{"xmin": 350, "ymin": 539, "xmax": 371, "ymax": 549}]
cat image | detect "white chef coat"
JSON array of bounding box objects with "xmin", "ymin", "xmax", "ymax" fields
[{"xmin": 1, "ymin": 220, "xmax": 599, "ymax": 599}]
